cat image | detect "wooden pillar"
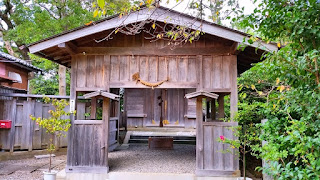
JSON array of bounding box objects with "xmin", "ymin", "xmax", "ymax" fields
[
  {"xmin": 67, "ymin": 56, "xmax": 77, "ymax": 166},
  {"xmin": 230, "ymin": 55, "xmax": 238, "ymax": 120},
  {"xmin": 211, "ymin": 99, "xmax": 216, "ymax": 120},
  {"xmin": 102, "ymin": 97, "xmax": 110, "ymax": 168},
  {"xmin": 196, "ymin": 96, "xmax": 203, "ymax": 170},
  {"xmin": 90, "ymin": 97, "xmax": 97, "ymax": 119},
  {"xmin": 218, "ymin": 94, "xmax": 225, "ymax": 120},
  {"xmin": 59, "ymin": 65, "xmax": 66, "ymax": 96}
]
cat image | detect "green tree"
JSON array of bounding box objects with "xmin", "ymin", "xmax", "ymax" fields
[
  {"xmin": 6, "ymin": 0, "xmax": 96, "ymax": 95},
  {"xmin": 30, "ymin": 97, "xmax": 74, "ymax": 172},
  {"xmin": 234, "ymin": 0, "xmax": 320, "ymax": 179}
]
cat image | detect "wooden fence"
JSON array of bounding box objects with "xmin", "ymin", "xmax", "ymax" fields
[{"xmin": 0, "ymin": 94, "xmax": 120, "ymax": 152}]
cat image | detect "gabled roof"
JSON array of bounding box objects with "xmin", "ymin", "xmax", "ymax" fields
[
  {"xmin": 0, "ymin": 51, "xmax": 42, "ymax": 73},
  {"xmin": 185, "ymin": 91, "xmax": 219, "ymax": 99},
  {"xmin": 27, "ymin": 6, "xmax": 277, "ymax": 54},
  {"xmin": 84, "ymin": 90, "xmax": 120, "ymax": 101}
]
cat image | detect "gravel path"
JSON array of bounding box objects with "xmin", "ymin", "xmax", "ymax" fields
[
  {"xmin": 109, "ymin": 144, "xmax": 196, "ymax": 173},
  {"xmin": 0, "ymin": 155, "xmax": 66, "ymax": 180},
  {"xmin": 0, "ymin": 144, "xmax": 196, "ymax": 179}
]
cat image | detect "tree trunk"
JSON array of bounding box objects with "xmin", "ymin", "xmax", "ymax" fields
[
  {"xmin": 58, "ymin": 0, "xmax": 67, "ymax": 96},
  {"xmin": 17, "ymin": 45, "xmax": 31, "ymax": 60},
  {"xmin": 4, "ymin": 41, "xmax": 15, "ymax": 56},
  {"xmin": 59, "ymin": 65, "xmax": 66, "ymax": 95}
]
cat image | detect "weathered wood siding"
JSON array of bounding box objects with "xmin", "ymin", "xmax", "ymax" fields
[
  {"xmin": 73, "ymin": 55, "xmax": 236, "ymax": 91},
  {"xmin": 0, "ymin": 100, "xmax": 73, "ymax": 151},
  {"xmin": 0, "ymin": 99, "xmax": 118, "ymax": 152},
  {"xmin": 125, "ymin": 88, "xmax": 197, "ymax": 128},
  {"xmin": 67, "ymin": 32, "xmax": 239, "ymax": 175}
]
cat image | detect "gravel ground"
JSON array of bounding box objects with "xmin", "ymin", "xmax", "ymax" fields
[
  {"xmin": 0, "ymin": 144, "xmax": 196, "ymax": 179},
  {"xmin": 109, "ymin": 144, "xmax": 196, "ymax": 173},
  {"xmin": 0, "ymin": 155, "xmax": 66, "ymax": 180}
]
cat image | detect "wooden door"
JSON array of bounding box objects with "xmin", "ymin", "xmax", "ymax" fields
[
  {"xmin": 67, "ymin": 98, "xmax": 109, "ymax": 172},
  {"xmin": 195, "ymin": 97, "xmax": 239, "ymax": 176},
  {"xmin": 166, "ymin": 89, "xmax": 185, "ymax": 127}
]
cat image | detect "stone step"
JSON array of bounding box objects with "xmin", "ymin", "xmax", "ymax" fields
[{"xmin": 130, "ymin": 135, "xmax": 196, "ymax": 140}]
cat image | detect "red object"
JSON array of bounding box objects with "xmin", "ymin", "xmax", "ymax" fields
[{"xmin": 0, "ymin": 120, "xmax": 12, "ymax": 129}]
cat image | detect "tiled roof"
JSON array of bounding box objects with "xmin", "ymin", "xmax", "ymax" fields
[{"xmin": 0, "ymin": 51, "xmax": 42, "ymax": 72}]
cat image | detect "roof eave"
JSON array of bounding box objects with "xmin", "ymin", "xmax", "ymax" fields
[{"xmin": 28, "ymin": 6, "xmax": 277, "ymax": 55}]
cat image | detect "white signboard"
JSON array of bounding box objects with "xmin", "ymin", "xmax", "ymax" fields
[{"xmin": 70, "ymin": 99, "xmax": 75, "ymax": 112}]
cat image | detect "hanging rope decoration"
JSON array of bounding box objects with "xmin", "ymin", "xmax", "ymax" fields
[{"xmin": 132, "ymin": 72, "xmax": 169, "ymax": 89}]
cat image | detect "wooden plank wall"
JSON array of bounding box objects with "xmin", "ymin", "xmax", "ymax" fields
[
  {"xmin": 125, "ymin": 88, "xmax": 197, "ymax": 128},
  {"xmin": 73, "ymin": 55, "xmax": 236, "ymax": 91},
  {"xmin": 0, "ymin": 100, "xmax": 87, "ymax": 151},
  {"xmin": 126, "ymin": 89, "xmax": 145, "ymax": 128}
]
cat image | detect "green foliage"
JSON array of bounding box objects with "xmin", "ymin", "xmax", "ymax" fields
[
  {"xmin": 2, "ymin": 1, "xmax": 99, "ymax": 95},
  {"xmin": 30, "ymin": 97, "xmax": 74, "ymax": 139},
  {"xmin": 7, "ymin": 0, "xmax": 96, "ymax": 44},
  {"xmin": 217, "ymin": 101, "xmax": 263, "ymax": 177},
  {"xmin": 29, "ymin": 54, "xmax": 71, "ymax": 95},
  {"xmin": 30, "ymin": 97, "xmax": 75, "ymax": 172},
  {"xmin": 30, "ymin": 97, "xmax": 73, "ymax": 136},
  {"xmin": 234, "ymin": 0, "xmax": 320, "ymax": 179},
  {"xmin": 93, "ymin": 0, "xmax": 132, "ymax": 17}
]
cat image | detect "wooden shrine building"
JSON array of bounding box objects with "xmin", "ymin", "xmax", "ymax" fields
[{"xmin": 27, "ymin": 6, "xmax": 277, "ymax": 177}]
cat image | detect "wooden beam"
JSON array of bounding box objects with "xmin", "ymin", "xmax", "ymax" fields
[
  {"xmin": 127, "ymin": 114, "xmax": 147, "ymax": 118},
  {"xmin": 58, "ymin": 42, "xmax": 77, "ymax": 55},
  {"xmin": 54, "ymin": 55, "xmax": 70, "ymax": 61},
  {"xmin": 74, "ymin": 120, "xmax": 102, "ymax": 125},
  {"xmin": 60, "ymin": 59, "xmax": 72, "ymax": 64},
  {"xmin": 46, "ymin": 49, "xmax": 63, "ymax": 57},
  {"xmin": 202, "ymin": 88, "xmax": 232, "ymax": 93},
  {"xmin": 0, "ymin": 93, "xmax": 86, "ymax": 99},
  {"xmin": 76, "ymin": 47, "xmax": 232, "ymax": 56},
  {"xmin": 109, "ymin": 81, "xmax": 198, "ymax": 89},
  {"xmin": 230, "ymin": 42, "xmax": 240, "ymax": 55}
]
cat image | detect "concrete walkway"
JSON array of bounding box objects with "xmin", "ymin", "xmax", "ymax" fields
[{"xmin": 58, "ymin": 171, "xmax": 239, "ymax": 180}]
